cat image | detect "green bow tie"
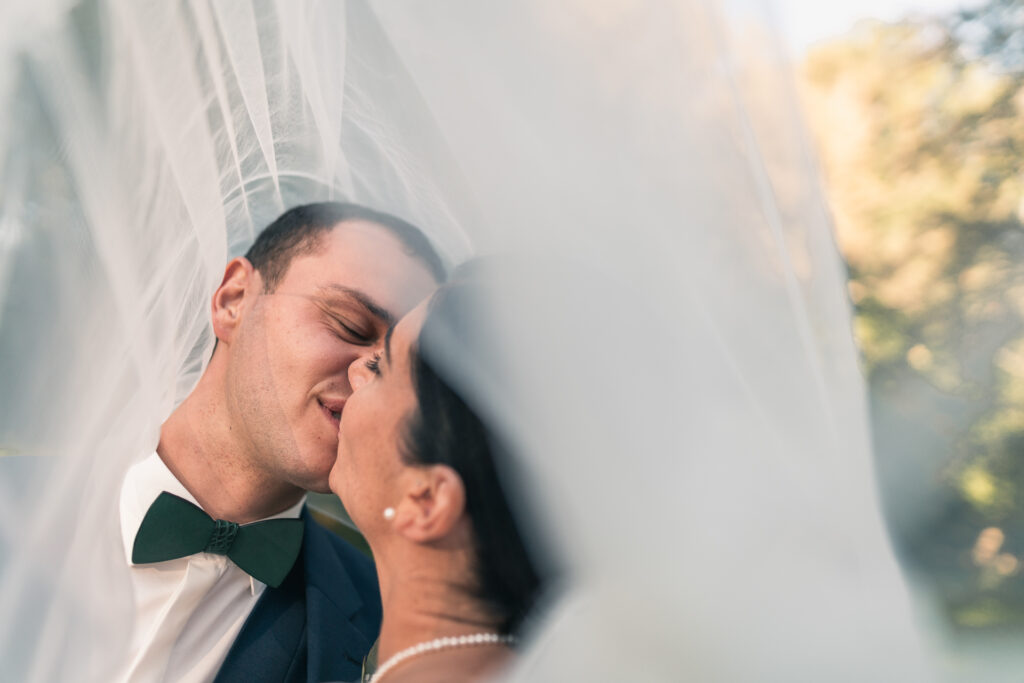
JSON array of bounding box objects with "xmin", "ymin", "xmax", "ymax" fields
[{"xmin": 131, "ymin": 492, "xmax": 304, "ymax": 588}]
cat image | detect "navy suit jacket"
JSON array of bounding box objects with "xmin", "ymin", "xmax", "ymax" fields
[
  {"xmin": 213, "ymin": 509, "xmax": 381, "ymax": 683},
  {"xmin": 0, "ymin": 456, "xmax": 378, "ymax": 682}
]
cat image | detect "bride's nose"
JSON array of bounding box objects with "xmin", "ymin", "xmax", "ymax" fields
[{"xmin": 348, "ymin": 354, "xmax": 373, "ymax": 392}]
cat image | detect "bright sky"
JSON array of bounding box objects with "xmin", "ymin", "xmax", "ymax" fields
[{"xmin": 774, "ymin": 0, "xmax": 983, "ymax": 55}]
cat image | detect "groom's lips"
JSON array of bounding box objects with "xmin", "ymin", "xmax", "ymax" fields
[{"xmin": 317, "ymin": 397, "xmax": 345, "ymax": 430}]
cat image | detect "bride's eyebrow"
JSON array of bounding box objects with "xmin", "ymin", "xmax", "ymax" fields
[
  {"xmin": 316, "ymin": 284, "xmax": 395, "ymax": 325},
  {"xmin": 383, "ymin": 323, "xmax": 396, "ymax": 367}
]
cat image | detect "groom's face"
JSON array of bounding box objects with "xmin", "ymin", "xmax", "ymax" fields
[{"xmin": 225, "ymin": 220, "xmax": 437, "ymax": 493}]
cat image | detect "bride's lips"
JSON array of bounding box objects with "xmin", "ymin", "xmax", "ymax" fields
[{"xmin": 317, "ymin": 397, "xmax": 346, "ymax": 430}]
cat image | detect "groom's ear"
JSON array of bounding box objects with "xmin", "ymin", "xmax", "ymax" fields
[
  {"xmin": 211, "ymin": 257, "xmax": 259, "ymax": 343},
  {"xmin": 396, "ymin": 465, "xmax": 467, "ymax": 544}
]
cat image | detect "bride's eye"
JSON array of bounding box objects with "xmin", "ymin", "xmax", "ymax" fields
[{"xmin": 365, "ymin": 353, "xmax": 382, "ymax": 376}]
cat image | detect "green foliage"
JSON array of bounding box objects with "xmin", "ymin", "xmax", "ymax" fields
[{"xmin": 802, "ymin": 1, "xmax": 1024, "ymax": 630}]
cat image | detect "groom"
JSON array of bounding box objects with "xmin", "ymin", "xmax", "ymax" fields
[{"xmin": 119, "ymin": 202, "xmax": 444, "ymax": 682}]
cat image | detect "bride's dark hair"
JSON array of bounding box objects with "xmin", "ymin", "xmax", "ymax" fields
[{"xmin": 399, "ymin": 281, "xmax": 544, "ymax": 635}]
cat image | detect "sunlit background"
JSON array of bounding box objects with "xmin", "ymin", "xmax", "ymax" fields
[{"xmin": 779, "ymin": 0, "xmax": 1024, "ymax": 679}]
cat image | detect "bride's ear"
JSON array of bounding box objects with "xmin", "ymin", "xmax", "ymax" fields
[
  {"xmin": 395, "ymin": 465, "xmax": 466, "ymax": 544},
  {"xmin": 211, "ymin": 257, "xmax": 258, "ymax": 343}
]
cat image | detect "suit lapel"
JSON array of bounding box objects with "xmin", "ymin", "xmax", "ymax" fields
[
  {"xmin": 212, "ymin": 543, "xmax": 307, "ymax": 683},
  {"xmin": 302, "ymin": 512, "xmax": 372, "ymax": 682},
  {"xmin": 215, "ymin": 509, "xmax": 377, "ymax": 683}
]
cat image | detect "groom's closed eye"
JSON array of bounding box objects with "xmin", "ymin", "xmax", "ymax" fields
[
  {"xmin": 313, "ymin": 299, "xmax": 374, "ymax": 344},
  {"xmin": 318, "ymin": 284, "xmax": 396, "ymax": 325},
  {"xmin": 315, "ymin": 284, "xmax": 397, "ymax": 345},
  {"xmin": 327, "ymin": 313, "xmax": 372, "ymax": 344}
]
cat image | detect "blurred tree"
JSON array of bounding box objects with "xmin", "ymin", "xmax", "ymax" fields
[
  {"xmin": 801, "ymin": 0, "xmax": 1024, "ymax": 630},
  {"xmin": 953, "ymin": 0, "xmax": 1024, "ymax": 74}
]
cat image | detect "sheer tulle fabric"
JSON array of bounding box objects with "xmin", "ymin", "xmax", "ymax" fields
[{"xmin": 0, "ymin": 1, "xmax": 928, "ymax": 680}]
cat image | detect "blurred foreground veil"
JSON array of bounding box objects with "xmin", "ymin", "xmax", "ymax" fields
[{"xmin": 0, "ymin": 0, "xmax": 931, "ymax": 681}]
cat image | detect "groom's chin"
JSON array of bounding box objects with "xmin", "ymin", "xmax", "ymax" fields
[
  {"xmin": 286, "ymin": 462, "xmax": 335, "ymax": 495},
  {"xmin": 306, "ymin": 480, "xmax": 333, "ymax": 495},
  {"xmin": 296, "ymin": 470, "xmax": 333, "ymax": 495}
]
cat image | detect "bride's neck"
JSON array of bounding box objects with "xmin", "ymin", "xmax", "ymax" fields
[
  {"xmin": 374, "ymin": 547, "xmax": 505, "ymax": 667},
  {"xmin": 157, "ymin": 379, "xmax": 304, "ymax": 524}
]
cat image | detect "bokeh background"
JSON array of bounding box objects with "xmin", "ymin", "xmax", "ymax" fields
[{"xmin": 781, "ymin": 0, "xmax": 1024, "ymax": 677}]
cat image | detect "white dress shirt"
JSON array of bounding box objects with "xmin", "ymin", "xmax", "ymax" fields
[{"xmin": 118, "ymin": 453, "xmax": 305, "ymax": 683}]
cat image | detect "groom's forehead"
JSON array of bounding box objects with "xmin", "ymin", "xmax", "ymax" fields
[{"xmin": 275, "ymin": 221, "xmax": 435, "ymax": 322}]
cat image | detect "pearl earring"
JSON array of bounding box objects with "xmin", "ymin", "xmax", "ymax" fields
[{"xmin": 383, "ymin": 507, "xmax": 395, "ymax": 520}]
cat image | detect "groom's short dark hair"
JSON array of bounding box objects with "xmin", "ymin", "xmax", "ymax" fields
[{"xmin": 245, "ymin": 202, "xmax": 447, "ymax": 291}]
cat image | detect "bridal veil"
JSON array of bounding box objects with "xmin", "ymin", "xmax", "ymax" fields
[{"xmin": 0, "ymin": 1, "xmax": 930, "ymax": 680}]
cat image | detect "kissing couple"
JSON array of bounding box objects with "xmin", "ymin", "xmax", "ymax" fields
[{"xmin": 119, "ymin": 201, "xmax": 545, "ymax": 682}]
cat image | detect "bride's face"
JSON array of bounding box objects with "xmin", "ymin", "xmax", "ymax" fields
[{"xmin": 329, "ymin": 299, "xmax": 429, "ymax": 530}]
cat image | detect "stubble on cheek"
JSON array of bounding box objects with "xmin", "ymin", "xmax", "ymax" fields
[{"xmin": 236, "ymin": 302, "xmax": 308, "ymax": 476}]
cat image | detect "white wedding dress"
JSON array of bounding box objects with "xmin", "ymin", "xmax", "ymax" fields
[{"xmin": 0, "ymin": 1, "xmax": 930, "ymax": 680}]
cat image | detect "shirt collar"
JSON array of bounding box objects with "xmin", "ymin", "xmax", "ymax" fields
[{"xmin": 119, "ymin": 451, "xmax": 306, "ymax": 566}]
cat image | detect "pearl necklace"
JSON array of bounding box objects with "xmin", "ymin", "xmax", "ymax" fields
[{"xmin": 368, "ymin": 632, "xmax": 515, "ymax": 682}]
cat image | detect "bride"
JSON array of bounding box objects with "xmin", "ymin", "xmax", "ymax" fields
[
  {"xmin": 0, "ymin": 0, "xmax": 931, "ymax": 680},
  {"xmin": 330, "ymin": 273, "xmax": 545, "ymax": 682}
]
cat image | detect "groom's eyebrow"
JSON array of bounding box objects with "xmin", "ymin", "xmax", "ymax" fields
[{"xmin": 317, "ymin": 284, "xmax": 395, "ymax": 325}]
